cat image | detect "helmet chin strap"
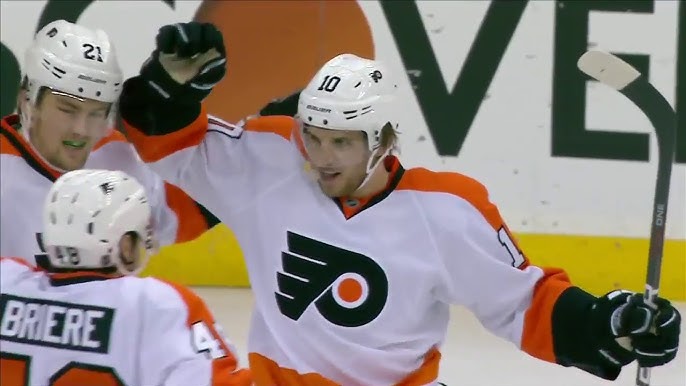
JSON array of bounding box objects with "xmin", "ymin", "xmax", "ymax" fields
[{"xmin": 352, "ymin": 146, "xmax": 392, "ymax": 196}]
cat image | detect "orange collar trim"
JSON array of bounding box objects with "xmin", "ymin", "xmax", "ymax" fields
[{"xmin": 334, "ymin": 156, "xmax": 404, "ymax": 219}]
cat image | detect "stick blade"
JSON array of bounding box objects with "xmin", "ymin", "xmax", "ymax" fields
[{"xmin": 577, "ymin": 50, "xmax": 641, "ymax": 90}]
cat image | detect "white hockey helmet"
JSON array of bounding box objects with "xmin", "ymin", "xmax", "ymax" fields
[
  {"xmin": 297, "ymin": 53, "xmax": 398, "ymax": 151},
  {"xmin": 42, "ymin": 169, "xmax": 156, "ymax": 275},
  {"xmin": 23, "ymin": 20, "xmax": 123, "ymax": 105}
]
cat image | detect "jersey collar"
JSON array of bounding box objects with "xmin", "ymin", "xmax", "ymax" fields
[
  {"xmin": 48, "ymin": 269, "xmax": 123, "ymax": 286},
  {"xmin": 333, "ymin": 155, "xmax": 405, "ymax": 220}
]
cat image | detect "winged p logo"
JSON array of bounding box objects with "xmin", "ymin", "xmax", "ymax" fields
[{"xmin": 275, "ymin": 231, "xmax": 388, "ymax": 327}]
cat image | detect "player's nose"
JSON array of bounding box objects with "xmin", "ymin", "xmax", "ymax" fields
[{"xmin": 70, "ymin": 115, "xmax": 89, "ymax": 137}]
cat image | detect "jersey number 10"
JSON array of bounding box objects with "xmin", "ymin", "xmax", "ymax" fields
[{"xmin": 1, "ymin": 352, "xmax": 124, "ymax": 386}]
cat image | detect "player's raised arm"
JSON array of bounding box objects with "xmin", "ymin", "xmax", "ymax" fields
[
  {"xmin": 139, "ymin": 278, "xmax": 251, "ymax": 386},
  {"xmin": 427, "ymin": 172, "xmax": 680, "ymax": 380},
  {"xmin": 119, "ymin": 22, "xmax": 300, "ymax": 222}
]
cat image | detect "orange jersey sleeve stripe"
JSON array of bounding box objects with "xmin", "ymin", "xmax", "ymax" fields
[
  {"xmin": 161, "ymin": 280, "xmax": 252, "ymax": 386},
  {"xmin": 521, "ymin": 268, "xmax": 573, "ymax": 362},
  {"xmin": 249, "ymin": 347, "xmax": 441, "ymax": 386},
  {"xmin": 244, "ymin": 115, "xmax": 308, "ymax": 158},
  {"xmin": 163, "ymin": 182, "xmax": 212, "ymax": 243},
  {"xmin": 92, "ymin": 129, "xmax": 127, "ymax": 151},
  {"xmin": 122, "ymin": 105, "xmax": 208, "ymax": 163},
  {"xmin": 243, "ymin": 115, "xmax": 295, "ymax": 141}
]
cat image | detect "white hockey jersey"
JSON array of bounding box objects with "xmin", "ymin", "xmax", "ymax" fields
[
  {"xmin": 124, "ymin": 111, "xmax": 574, "ymax": 385},
  {"xmin": 0, "ymin": 257, "xmax": 252, "ymax": 385},
  {"xmin": 0, "ymin": 114, "xmax": 216, "ymax": 269}
]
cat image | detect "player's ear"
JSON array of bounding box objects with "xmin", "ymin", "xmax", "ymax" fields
[
  {"xmin": 118, "ymin": 231, "xmax": 140, "ymax": 267},
  {"xmin": 16, "ymin": 77, "xmax": 28, "ymax": 115},
  {"xmin": 16, "ymin": 90, "xmax": 25, "ymax": 115},
  {"xmin": 378, "ymin": 122, "xmax": 398, "ymax": 154}
]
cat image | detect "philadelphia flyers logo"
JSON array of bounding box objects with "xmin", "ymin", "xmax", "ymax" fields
[{"xmin": 275, "ymin": 231, "xmax": 388, "ymax": 327}]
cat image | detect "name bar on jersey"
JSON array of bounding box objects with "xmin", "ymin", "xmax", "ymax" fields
[{"xmin": 0, "ymin": 294, "xmax": 114, "ymax": 354}]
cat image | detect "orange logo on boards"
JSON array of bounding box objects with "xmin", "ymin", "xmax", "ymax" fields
[{"xmin": 194, "ymin": 0, "xmax": 375, "ymax": 122}]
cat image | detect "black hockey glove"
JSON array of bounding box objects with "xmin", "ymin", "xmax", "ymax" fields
[
  {"xmin": 591, "ymin": 290, "xmax": 680, "ymax": 368},
  {"xmin": 140, "ymin": 22, "xmax": 227, "ymax": 104}
]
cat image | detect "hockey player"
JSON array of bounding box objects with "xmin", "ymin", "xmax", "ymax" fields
[
  {"xmin": 118, "ymin": 22, "xmax": 681, "ymax": 385},
  {"xmin": 0, "ymin": 20, "xmax": 218, "ymax": 269},
  {"xmin": 0, "ymin": 169, "xmax": 252, "ymax": 385}
]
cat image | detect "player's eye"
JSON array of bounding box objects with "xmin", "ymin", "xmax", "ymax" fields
[
  {"xmin": 305, "ymin": 133, "xmax": 321, "ymax": 144},
  {"xmin": 58, "ymin": 107, "xmax": 76, "ymax": 115},
  {"xmin": 88, "ymin": 110, "xmax": 107, "ymax": 118},
  {"xmin": 333, "ymin": 138, "xmax": 350, "ymax": 148}
]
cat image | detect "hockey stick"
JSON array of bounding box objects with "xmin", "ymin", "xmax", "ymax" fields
[{"xmin": 576, "ymin": 51, "xmax": 677, "ymax": 386}]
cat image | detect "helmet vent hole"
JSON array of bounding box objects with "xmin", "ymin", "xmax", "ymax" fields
[
  {"xmin": 124, "ymin": 197, "xmax": 130, "ymax": 202},
  {"xmin": 87, "ymin": 222, "xmax": 94, "ymax": 234},
  {"xmin": 92, "ymin": 210, "xmax": 101, "ymax": 218},
  {"xmin": 51, "ymin": 192, "xmax": 58, "ymax": 202},
  {"xmin": 96, "ymin": 91, "xmax": 101, "ymax": 97},
  {"xmin": 50, "ymin": 212, "xmax": 56, "ymax": 224},
  {"xmin": 78, "ymin": 87, "xmax": 84, "ymax": 93},
  {"xmin": 354, "ymin": 81, "xmax": 362, "ymax": 88},
  {"xmin": 71, "ymin": 193, "xmax": 79, "ymax": 203},
  {"xmin": 323, "ymin": 119, "xmax": 328, "ymax": 125},
  {"xmin": 62, "ymin": 40, "xmax": 67, "ymax": 47},
  {"xmin": 67, "ymin": 214, "xmax": 74, "ymax": 225},
  {"xmin": 307, "ymin": 117, "xmax": 312, "ymax": 122}
]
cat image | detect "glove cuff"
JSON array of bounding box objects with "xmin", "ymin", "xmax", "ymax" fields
[{"xmin": 552, "ymin": 287, "xmax": 625, "ymax": 380}]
